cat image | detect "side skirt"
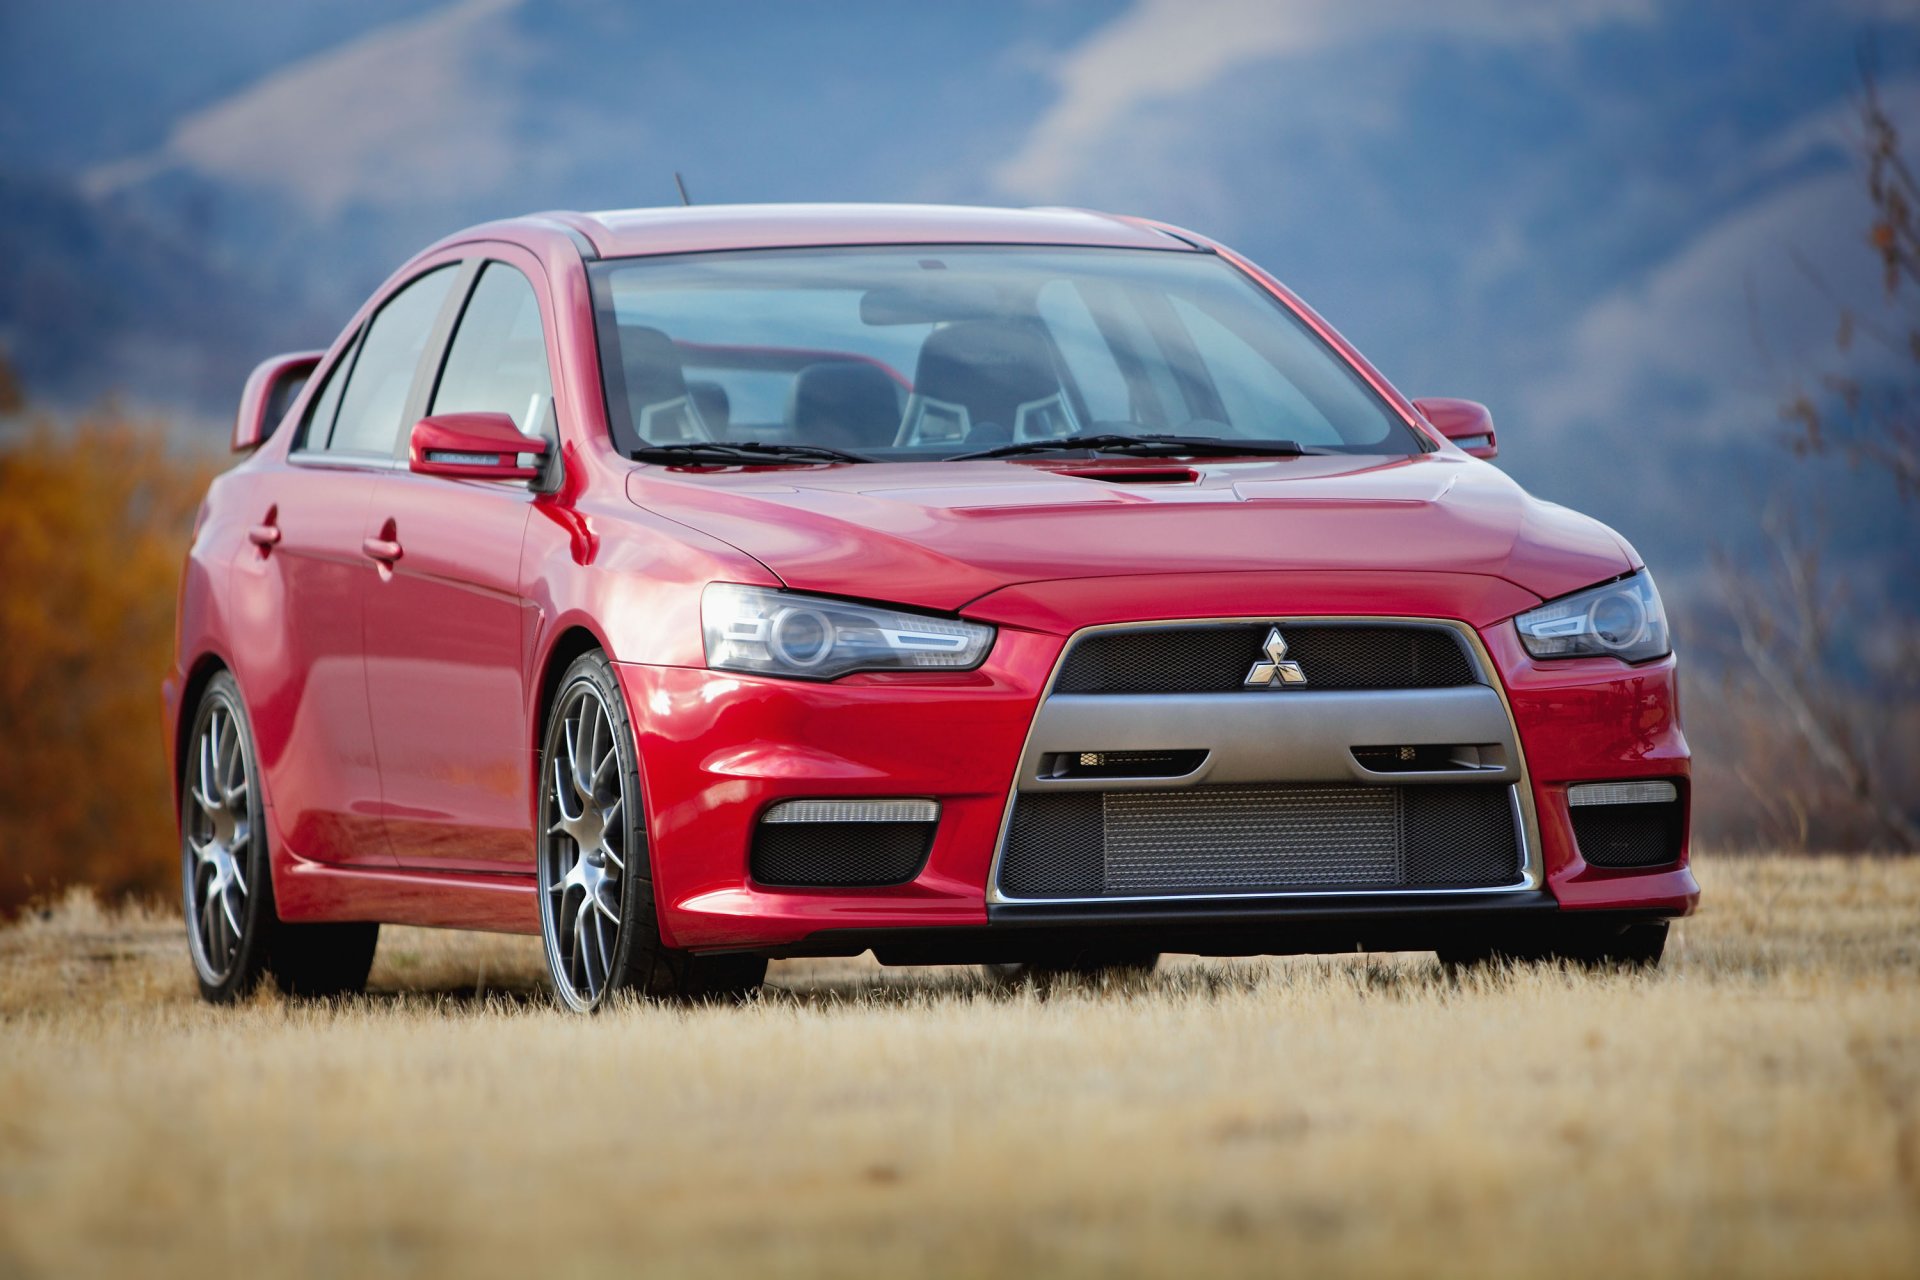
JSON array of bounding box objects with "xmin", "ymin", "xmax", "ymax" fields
[{"xmin": 274, "ymin": 856, "xmax": 540, "ymax": 934}]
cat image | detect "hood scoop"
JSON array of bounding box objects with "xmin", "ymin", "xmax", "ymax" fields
[{"xmin": 1056, "ymin": 466, "xmax": 1200, "ymax": 485}]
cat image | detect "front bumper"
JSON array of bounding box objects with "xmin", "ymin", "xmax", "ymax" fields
[{"xmin": 620, "ymin": 597, "xmax": 1697, "ymax": 955}]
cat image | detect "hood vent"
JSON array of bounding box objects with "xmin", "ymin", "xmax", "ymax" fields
[{"xmin": 1057, "ymin": 466, "xmax": 1199, "ymax": 485}]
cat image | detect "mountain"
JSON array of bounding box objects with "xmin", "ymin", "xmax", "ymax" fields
[{"xmin": 1, "ymin": 0, "xmax": 1914, "ymax": 601}]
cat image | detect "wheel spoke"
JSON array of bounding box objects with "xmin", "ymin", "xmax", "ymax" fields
[
  {"xmin": 219, "ymin": 887, "xmax": 242, "ymax": 943},
  {"xmin": 592, "ymin": 906, "xmax": 613, "ymax": 977},
  {"xmin": 196, "ymin": 734, "xmax": 219, "ymax": 815},
  {"xmin": 574, "ymin": 911, "xmax": 596, "ymax": 996}
]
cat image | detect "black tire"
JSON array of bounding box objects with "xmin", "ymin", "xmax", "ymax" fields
[
  {"xmin": 982, "ymin": 950, "xmax": 1161, "ymax": 990},
  {"xmin": 536, "ymin": 650, "xmax": 766, "ymax": 1011},
  {"xmin": 181, "ymin": 672, "xmax": 378, "ymax": 1003},
  {"xmin": 1438, "ymin": 920, "xmax": 1668, "ymax": 971}
]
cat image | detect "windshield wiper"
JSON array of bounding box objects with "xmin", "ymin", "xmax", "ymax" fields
[
  {"xmin": 631, "ymin": 440, "xmax": 874, "ymax": 466},
  {"xmin": 949, "ymin": 433, "xmax": 1321, "ymax": 461}
]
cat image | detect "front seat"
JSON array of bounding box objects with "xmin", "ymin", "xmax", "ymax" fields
[
  {"xmin": 688, "ymin": 381, "xmax": 731, "ymax": 437},
  {"xmin": 898, "ymin": 320, "xmax": 1076, "ymax": 446},
  {"xmin": 785, "ymin": 361, "xmax": 902, "ymax": 452},
  {"xmin": 618, "ymin": 324, "xmax": 705, "ymax": 442}
]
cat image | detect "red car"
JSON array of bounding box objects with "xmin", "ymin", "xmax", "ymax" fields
[{"xmin": 167, "ymin": 204, "xmax": 1697, "ymax": 1010}]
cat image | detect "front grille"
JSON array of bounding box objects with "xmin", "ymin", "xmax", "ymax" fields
[
  {"xmin": 751, "ymin": 821, "xmax": 934, "ymax": 887},
  {"xmin": 998, "ymin": 783, "xmax": 1519, "ymax": 899},
  {"xmin": 1053, "ymin": 624, "xmax": 1477, "ymax": 695},
  {"xmin": 1571, "ymin": 800, "xmax": 1683, "ymax": 869}
]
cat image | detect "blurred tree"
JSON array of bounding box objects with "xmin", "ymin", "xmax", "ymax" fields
[
  {"xmin": 1709, "ymin": 65, "xmax": 1920, "ymax": 851},
  {"xmin": 0, "ymin": 347, "xmax": 23, "ymax": 415},
  {"xmin": 1781, "ymin": 73, "xmax": 1920, "ymax": 499},
  {"xmin": 0, "ymin": 403, "xmax": 217, "ymax": 914}
]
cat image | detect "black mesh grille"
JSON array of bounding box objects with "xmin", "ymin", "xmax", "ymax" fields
[
  {"xmin": 751, "ymin": 821, "xmax": 934, "ymax": 887},
  {"xmin": 999, "ymin": 783, "xmax": 1519, "ymax": 898},
  {"xmin": 1402, "ymin": 786, "xmax": 1524, "ymax": 886},
  {"xmin": 1572, "ymin": 801, "xmax": 1683, "ymax": 869},
  {"xmin": 1000, "ymin": 794, "xmax": 1104, "ymax": 898},
  {"xmin": 1053, "ymin": 624, "xmax": 1477, "ymax": 695}
]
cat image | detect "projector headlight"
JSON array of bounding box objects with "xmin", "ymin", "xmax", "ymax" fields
[
  {"xmin": 1515, "ymin": 569, "xmax": 1671, "ymax": 662},
  {"xmin": 702, "ymin": 584, "xmax": 995, "ymax": 680}
]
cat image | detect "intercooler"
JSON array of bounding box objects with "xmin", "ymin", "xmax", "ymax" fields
[{"xmin": 997, "ymin": 782, "xmax": 1522, "ymax": 899}]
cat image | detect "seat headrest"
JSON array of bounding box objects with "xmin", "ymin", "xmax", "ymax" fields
[
  {"xmin": 910, "ymin": 320, "xmax": 1059, "ymax": 433},
  {"xmin": 618, "ymin": 324, "xmax": 688, "ymax": 405},
  {"xmin": 785, "ymin": 361, "xmax": 901, "ymax": 450},
  {"xmin": 618, "ymin": 324, "xmax": 704, "ymax": 441}
]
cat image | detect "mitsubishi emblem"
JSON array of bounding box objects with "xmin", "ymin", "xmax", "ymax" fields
[{"xmin": 1244, "ymin": 627, "xmax": 1308, "ymax": 688}]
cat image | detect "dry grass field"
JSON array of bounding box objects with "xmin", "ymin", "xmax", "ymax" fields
[{"xmin": 0, "ymin": 854, "xmax": 1915, "ymax": 1279}]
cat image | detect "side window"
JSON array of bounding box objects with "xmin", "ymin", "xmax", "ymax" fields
[
  {"xmin": 431, "ymin": 262, "xmax": 556, "ymax": 442},
  {"xmin": 327, "ymin": 265, "xmax": 457, "ymax": 456},
  {"xmin": 295, "ymin": 330, "xmax": 359, "ymax": 451}
]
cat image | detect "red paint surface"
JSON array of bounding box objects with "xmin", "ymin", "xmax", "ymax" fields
[{"xmin": 169, "ymin": 205, "xmax": 1696, "ymax": 946}]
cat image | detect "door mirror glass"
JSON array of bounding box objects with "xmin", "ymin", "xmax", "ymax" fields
[
  {"xmin": 234, "ymin": 351, "xmax": 322, "ymax": 452},
  {"xmin": 408, "ymin": 412, "xmax": 548, "ymax": 481},
  {"xmin": 1414, "ymin": 397, "xmax": 1498, "ymax": 460}
]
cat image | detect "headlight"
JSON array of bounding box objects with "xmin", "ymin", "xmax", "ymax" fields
[
  {"xmin": 702, "ymin": 584, "xmax": 995, "ymax": 679},
  {"xmin": 1514, "ymin": 569, "xmax": 1671, "ymax": 662}
]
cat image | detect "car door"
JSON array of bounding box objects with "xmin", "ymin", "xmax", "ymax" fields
[
  {"xmin": 231, "ymin": 262, "xmax": 461, "ymax": 867},
  {"xmin": 361, "ymin": 257, "xmax": 553, "ymax": 870}
]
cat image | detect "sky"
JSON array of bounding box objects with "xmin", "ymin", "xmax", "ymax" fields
[{"xmin": 0, "ymin": 0, "xmax": 1914, "ymax": 604}]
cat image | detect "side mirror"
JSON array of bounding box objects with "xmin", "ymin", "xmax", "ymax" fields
[
  {"xmin": 408, "ymin": 412, "xmax": 549, "ymax": 481},
  {"xmin": 1413, "ymin": 397, "xmax": 1498, "ymax": 460},
  {"xmin": 234, "ymin": 351, "xmax": 323, "ymax": 452}
]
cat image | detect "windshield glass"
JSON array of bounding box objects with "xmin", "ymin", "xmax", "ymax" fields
[{"xmin": 589, "ymin": 246, "xmax": 1424, "ymax": 460}]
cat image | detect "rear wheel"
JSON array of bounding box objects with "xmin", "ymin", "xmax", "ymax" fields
[
  {"xmin": 537, "ymin": 651, "xmax": 766, "ymax": 1011},
  {"xmin": 182, "ymin": 673, "xmax": 378, "ymax": 1002}
]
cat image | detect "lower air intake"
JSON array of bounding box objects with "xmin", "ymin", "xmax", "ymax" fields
[
  {"xmin": 998, "ymin": 783, "xmax": 1520, "ymax": 899},
  {"xmin": 1570, "ymin": 800, "xmax": 1683, "ymax": 869},
  {"xmin": 751, "ymin": 820, "xmax": 935, "ymax": 887}
]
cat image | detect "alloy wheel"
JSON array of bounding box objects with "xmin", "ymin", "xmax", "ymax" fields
[
  {"xmin": 184, "ymin": 702, "xmax": 253, "ymax": 985},
  {"xmin": 539, "ymin": 680, "xmax": 633, "ymax": 1011}
]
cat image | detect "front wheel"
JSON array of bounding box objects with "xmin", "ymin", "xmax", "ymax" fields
[
  {"xmin": 182, "ymin": 672, "xmax": 378, "ymax": 1002},
  {"xmin": 537, "ymin": 651, "xmax": 765, "ymax": 1011}
]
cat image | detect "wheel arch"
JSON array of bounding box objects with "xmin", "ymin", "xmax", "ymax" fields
[
  {"xmin": 171, "ymin": 650, "xmax": 232, "ymax": 824},
  {"xmin": 531, "ymin": 622, "xmax": 616, "ymax": 758}
]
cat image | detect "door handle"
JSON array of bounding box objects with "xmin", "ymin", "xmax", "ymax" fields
[
  {"xmin": 362, "ymin": 536, "xmax": 403, "ymax": 565},
  {"xmin": 248, "ymin": 506, "xmax": 280, "ymax": 551}
]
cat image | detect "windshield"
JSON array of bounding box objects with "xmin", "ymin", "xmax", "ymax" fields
[{"xmin": 589, "ymin": 246, "xmax": 1425, "ymax": 460}]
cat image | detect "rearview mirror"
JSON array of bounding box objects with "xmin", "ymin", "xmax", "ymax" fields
[
  {"xmin": 233, "ymin": 350, "xmax": 323, "ymax": 452},
  {"xmin": 408, "ymin": 413, "xmax": 549, "ymax": 481},
  {"xmin": 1413, "ymin": 397, "xmax": 1498, "ymax": 460}
]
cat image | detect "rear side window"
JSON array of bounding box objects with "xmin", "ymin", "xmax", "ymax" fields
[
  {"xmin": 296, "ymin": 331, "xmax": 359, "ymax": 451},
  {"xmin": 431, "ymin": 263, "xmax": 556, "ymax": 443},
  {"xmin": 326, "ymin": 265, "xmax": 457, "ymax": 456}
]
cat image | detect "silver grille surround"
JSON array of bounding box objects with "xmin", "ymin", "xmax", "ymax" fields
[{"xmin": 987, "ymin": 615, "xmax": 1543, "ymax": 905}]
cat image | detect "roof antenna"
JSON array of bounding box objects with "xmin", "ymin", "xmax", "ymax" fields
[{"xmin": 674, "ymin": 172, "xmax": 693, "ymax": 206}]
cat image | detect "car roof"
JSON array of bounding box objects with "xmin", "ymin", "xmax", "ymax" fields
[{"xmin": 472, "ymin": 202, "xmax": 1202, "ymax": 260}]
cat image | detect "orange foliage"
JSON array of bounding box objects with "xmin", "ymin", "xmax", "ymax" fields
[{"xmin": 0, "ymin": 411, "xmax": 219, "ymax": 914}]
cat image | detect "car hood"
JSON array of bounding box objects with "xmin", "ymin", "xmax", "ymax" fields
[{"xmin": 624, "ymin": 453, "xmax": 1635, "ymax": 616}]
